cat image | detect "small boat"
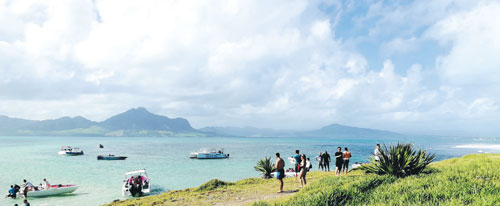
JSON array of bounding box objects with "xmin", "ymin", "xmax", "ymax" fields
[
  {"xmin": 271, "ymin": 171, "xmax": 297, "ymax": 178},
  {"xmin": 122, "ymin": 169, "xmax": 150, "ymax": 197},
  {"xmin": 352, "ymin": 162, "xmax": 369, "ymax": 169},
  {"xmin": 58, "ymin": 146, "xmax": 84, "ymax": 156},
  {"xmin": 190, "ymin": 148, "xmax": 229, "ymax": 159},
  {"xmin": 22, "ymin": 184, "xmax": 78, "ymax": 197},
  {"xmin": 97, "ymin": 154, "xmax": 127, "ymax": 160}
]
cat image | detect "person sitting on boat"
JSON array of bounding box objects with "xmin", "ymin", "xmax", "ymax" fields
[
  {"xmin": 135, "ymin": 176, "xmax": 142, "ymax": 185},
  {"xmin": 127, "ymin": 176, "xmax": 134, "ymax": 186},
  {"xmin": 41, "ymin": 178, "xmax": 50, "ymax": 190}
]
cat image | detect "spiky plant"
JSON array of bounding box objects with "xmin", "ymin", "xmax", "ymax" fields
[
  {"xmin": 361, "ymin": 143, "xmax": 435, "ymax": 178},
  {"xmin": 254, "ymin": 156, "xmax": 276, "ymax": 179}
]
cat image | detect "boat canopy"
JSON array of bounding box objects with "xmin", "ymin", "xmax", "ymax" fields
[{"xmin": 125, "ymin": 169, "xmax": 147, "ymax": 176}]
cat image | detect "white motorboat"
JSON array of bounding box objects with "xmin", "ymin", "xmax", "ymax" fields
[
  {"xmin": 122, "ymin": 169, "xmax": 150, "ymax": 197},
  {"xmin": 58, "ymin": 146, "xmax": 84, "ymax": 156},
  {"xmin": 271, "ymin": 171, "xmax": 297, "ymax": 178},
  {"xmin": 22, "ymin": 184, "xmax": 78, "ymax": 197},
  {"xmin": 190, "ymin": 148, "xmax": 229, "ymax": 159}
]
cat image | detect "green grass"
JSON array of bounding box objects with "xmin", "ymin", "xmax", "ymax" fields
[
  {"xmin": 106, "ymin": 154, "xmax": 500, "ymax": 206},
  {"xmin": 257, "ymin": 153, "xmax": 500, "ymax": 206},
  {"xmin": 106, "ymin": 172, "xmax": 331, "ymax": 206}
]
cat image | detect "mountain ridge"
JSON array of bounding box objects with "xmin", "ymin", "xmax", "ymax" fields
[
  {"xmin": 0, "ymin": 108, "xmax": 403, "ymax": 138},
  {"xmin": 0, "ymin": 107, "xmax": 197, "ymax": 137}
]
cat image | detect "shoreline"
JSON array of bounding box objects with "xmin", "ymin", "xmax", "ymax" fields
[
  {"xmin": 105, "ymin": 170, "xmax": 337, "ymax": 206},
  {"xmin": 106, "ymin": 153, "xmax": 500, "ymax": 206}
]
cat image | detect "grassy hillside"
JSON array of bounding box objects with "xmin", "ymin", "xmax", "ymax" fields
[{"xmin": 106, "ymin": 154, "xmax": 500, "ymax": 206}]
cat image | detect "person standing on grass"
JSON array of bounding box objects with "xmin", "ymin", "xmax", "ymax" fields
[
  {"xmin": 274, "ymin": 152, "xmax": 285, "ymax": 193},
  {"xmin": 292, "ymin": 150, "xmax": 301, "ymax": 179},
  {"xmin": 374, "ymin": 144, "xmax": 381, "ymax": 162},
  {"xmin": 299, "ymin": 154, "xmax": 308, "ymax": 188},
  {"xmin": 316, "ymin": 152, "xmax": 324, "ymax": 171},
  {"xmin": 23, "ymin": 199, "xmax": 30, "ymax": 206},
  {"xmin": 342, "ymin": 147, "xmax": 352, "ymax": 174},
  {"xmin": 335, "ymin": 147, "xmax": 343, "ymax": 176},
  {"xmin": 322, "ymin": 151, "xmax": 331, "ymax": 172}
]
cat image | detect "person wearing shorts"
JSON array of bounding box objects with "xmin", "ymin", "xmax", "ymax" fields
[
  {"xmin": 274, "ymin": 152, "xmax": 285, "ymax": 193},
  {"xmin": 335, "ymin": 147, "xmax": 343, "ymax": 176},
  {"xmin": 343, "ymin": 147, "xmax": 351, "ymax": 174}
]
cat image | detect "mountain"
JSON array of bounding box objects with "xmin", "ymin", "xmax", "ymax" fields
[
  {"xmin": 0, "ymin": 107, "xmax": 199, "ymax": 137},
  {"xmin": 26, "ymin": 116, "xmax": 95, "ymax": 131},
  {"xmin": 302, "ymin": 123, "xmax": 402, "ymax": 138},
  {"xmin": 100, "ymin": 107, "xmax": 194, "ymax": 131},
  {"xmin": 202, "ymin": 123, "xmax": 403, "ymax": 138},
  {"xmin": 199, "ymin": 126, "xmax": 296, "ymax": 137},
  {"xmin": 0, "ymin": 108, "xmax": 402, "ymax": 138}
]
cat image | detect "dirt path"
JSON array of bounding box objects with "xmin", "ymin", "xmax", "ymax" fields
[{"xmin": 216, "ymin": 189, "xmax": 300, "ymax": 206}]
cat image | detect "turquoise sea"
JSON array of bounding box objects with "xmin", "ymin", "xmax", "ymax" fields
[{"xmin": 1, "ymin": 135, "xmax": 498, "ymax": 206}]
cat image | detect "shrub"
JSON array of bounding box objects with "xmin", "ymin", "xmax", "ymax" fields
[
  {"xmin": 195, "ymin": 179, "xmax": 233, "ymax": 191},
  {"xmin": 361, "ymin": 143, "xmax": 435, "ymax": 177},
  {"xmin": 254, "ymin": 156, "xmax": 276, "ymax": 179}
]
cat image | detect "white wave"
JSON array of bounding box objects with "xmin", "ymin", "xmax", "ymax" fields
[{"xmin": 454, "ymin": 144, "xmax": 500, "ymax": 149}]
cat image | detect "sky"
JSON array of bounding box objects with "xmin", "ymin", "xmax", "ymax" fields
[{"xmin": 0, "ymin": 0, "xmax": 499, "ymax": 136}]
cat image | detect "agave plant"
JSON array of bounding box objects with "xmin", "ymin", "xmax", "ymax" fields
[
  {"xmin": 254, "ymin": 156, "xmax": 276, "ymax": 179},
  {"xmin": 361, "ymin": 143, "xmax": 435, "ymax": 178}
]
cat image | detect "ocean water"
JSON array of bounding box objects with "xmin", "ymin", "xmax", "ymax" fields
[{"xmin": 1, "ymin": 135, "xmax": 498, "ymax": 206}]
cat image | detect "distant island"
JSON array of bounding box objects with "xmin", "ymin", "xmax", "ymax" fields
[{"xmin": 0, "ymin": 107, "xmax": 402, "ymax": 138}]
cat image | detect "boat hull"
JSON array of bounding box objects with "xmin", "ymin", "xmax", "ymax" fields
[
  {"xmin": 26, "ymin": 185, "xmax": 78, "ymax": 197},
  {"xmin": 196, "ymin": 153, "xmax": 229, "ymax": 159},
  {"xmin": 58, "ymin": 151, "xmax": 84, "ymax": 156},
  {"xmin": 98, "ymin": 155, "xmax": 127, "ymax": 160}
]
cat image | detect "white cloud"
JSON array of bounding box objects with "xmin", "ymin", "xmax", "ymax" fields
[
  {"xmin": 428, "ymin": 2, "xmax": 500, "ymax": 85},
  {"xmin": 0, "ymin": 0, "xmax": 500, "ymax": 136}
]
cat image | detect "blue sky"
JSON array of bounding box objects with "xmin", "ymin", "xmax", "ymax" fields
[{"xmin": 0, "ymin": 0, "xmax": 499, "ymax": 136}]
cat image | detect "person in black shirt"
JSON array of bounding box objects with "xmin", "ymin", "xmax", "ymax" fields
[
  {"xmin": 335, "ymin": 147, "xmax": 343, "ymax": 176},
  {"xmin": 322, "ymin": 151, "xmax": 331, "ymax": 172}
]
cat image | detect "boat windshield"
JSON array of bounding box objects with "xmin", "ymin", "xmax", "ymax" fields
[
  {"xmin": 199, "ymin": 148, "xmax": 224, "ymax": 153},
  {"xmin": 124, "ymin": 170, "xmax": 148, "ymax": 179}
]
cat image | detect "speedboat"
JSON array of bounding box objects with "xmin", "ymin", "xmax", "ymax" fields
[
  {"xmin": 22, "ymin": 184, "xmax": 78, "ymax": 197},
  {"xmin": 271, "ymin": 171, "xmax": 297, "ymax": 178},
  {"xmin": 190, "ymin": 148, "xmax": 229, "ymax": 159},
  {"xmin": 98, "ymin": 154, "xmax": 127, "ymax": 160},
  {"xmin": 58, "ymin": 146, "xmax": 84, "ymax": 156},
  {"xmin": 122, "ymin": 169, "xmax": 150, "ymax": 197}
]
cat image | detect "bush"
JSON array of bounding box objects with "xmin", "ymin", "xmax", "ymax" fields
[
  {"xmin": 254, "ymin": 156, "xmax": 276, "ymax": 179},
  {"xmin": 361, "ymin": 143, "xmax": 435, "ymax": 177},
  {"xmin": 195, "ymin": 179, "xmax": 233, "ymax": 191}
]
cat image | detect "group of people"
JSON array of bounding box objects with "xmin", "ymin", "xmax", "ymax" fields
[
  {"xmin": 273, "ymin": 150, "xmax": 311, "ymax": 193},
  {"xmin": 315, "ymin": 151, "xmax": 331, "ymax": 171},
  {"xmin": 6, "ymin": 178, "xmax": 50, "ymax": 200},
  {"xmin": 5, "ymin": 179, "xmax": 36, "ymax": 206},
  {"xmin": 127, "ymin": 175, "xmax": 148, "ymax": 197},
  {"xmin": 315, "ymin": 148, "xmax": 352, "ymax": 175},
  {"xmin": 271, "ymin": 146, "xmax": 359, "ymax": 193},
  {"xmin": 334, "ymin": 147, "xmax": 351, "ymax": 176}
]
